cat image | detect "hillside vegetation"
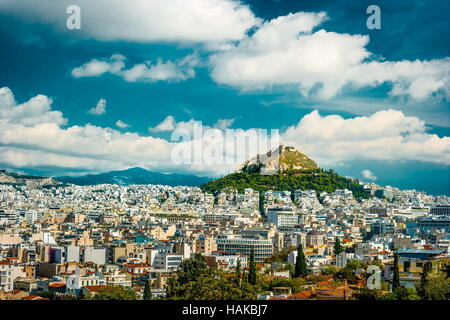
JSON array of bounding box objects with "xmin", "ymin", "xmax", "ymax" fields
[{"xmin": 200, "ymin": 168, "xmax": 369, "ymax": 200}]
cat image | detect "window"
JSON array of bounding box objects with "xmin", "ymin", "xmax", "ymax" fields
[{"xmin": 404, "ymin": 261, "xmax": 411, "ymax": 272}]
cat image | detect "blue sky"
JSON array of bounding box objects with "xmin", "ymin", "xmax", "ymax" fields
[{"xmin": 0, "ymin": 0, "xmax": 448, "ymax": 195}]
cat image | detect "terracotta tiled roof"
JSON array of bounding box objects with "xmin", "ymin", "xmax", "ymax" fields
[
  {"xmin": 6, "ymin": 289, "xmax": 24, "ymax": 295},
  {"xmin": 316, "ymin": 280, "xmax": 333, "ymax": 286},
  {"xmin": 123, "ymin": 263, "xmax": 150, "ymax": 267},
  {"xmin": 23, "ymin": 295, "xmax": 50, "ymax": 300},
  {"xmin": 317, "ymin": 287, "xmax": 351, "ymax": 298},
  {"xmin": 288, "ymin": 290, "xmax": 314, "ymax": 300},
  {"xmin": 85, "ymin": 285, "xmax": 108, "ymax": 292}
]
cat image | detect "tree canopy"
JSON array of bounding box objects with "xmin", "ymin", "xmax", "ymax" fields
[
  {"xmin": 200, "ymin": 169, "xmax": 370, "ymax": 200},
  {"xmin": 93, "ymin": 286, "xmax": 137, "ymax": 300}
]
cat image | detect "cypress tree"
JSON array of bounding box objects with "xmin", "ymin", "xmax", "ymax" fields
[
  {"xmin": 334, "ymin": 238, "xmax": 344, "ymax": 255},
  {"xmin": 143, "ymin": 279, "xmax": 152, "ymax": 300},
  {"xmin": 294, "ymin": 244, "xmax": 307, "ymax": 277},
  {"xmin": 392, "ymin": 252, "xmax": 401, "ymax": 291},
  {"xmin": 418, "ymin": 261, "xmax": 432, "ymax": 299},
  {"xmin": 235, "ymin": 259, "xmax": 241, "ymax": 286},
  {"xmin": 259, "ymin": 192, "xmax": 265, "ymax": 217},
  {"xmin": 248, "ymin": 248, "xmax": 257, "ymax": 285}
]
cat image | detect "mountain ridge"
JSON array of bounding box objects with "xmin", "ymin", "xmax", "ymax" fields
[
  {"xmin": 56, "ymin": 167, "xmax": 211, "ymax": 187},
  {"xmin": 0, "ymin": 170, "xmax": 62, "ymax": 188}
]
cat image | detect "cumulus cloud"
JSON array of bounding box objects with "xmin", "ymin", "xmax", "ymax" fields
[
  {"xmin": 72, "ymin": 54, "xmax": 125, "ymax": 78},
  {"xmin": 88, "ymin": 98, "xmax": 106, "ymax": 115},
  {"xmin": 115, "ymin": 120, "xmax": 130, "ymax": 129},
  {"xmin": 0, "ymin": 0, "xmax": 258, "ymax": 44},
  {"xmin": 361, "ymin": 169, "xmax": 377, "ymax": 181},
  {"xmin": 149, "ymin": 116, "xmax": 176, "ymax": 132},
  {"xmin": 213, "ymin": 118, "xmax": 235, "ymax": 130},
  {"xmin": 0, "ymin": 87, "xmax": 66, "ymax": 126},
  {"xmin": 72, "ymin": 54, "xmax": 199, "ymax": 83},
  {"xmin": 210, "ymin": 12, "xmax": 450, "ymax": 100},
  {"xmin": 0, "ymin": 88, "xmax": 449, "ymax": 178},
  {"xmin": 150, "ymin": 116, "xmax": 208, "ymax": 135},
  {"xmin": 150, "ymin": 116, "xmax": 235, "ymax": 135},
  {"xmin": 282, "ymin": 109, "xmax": 450, "ymax": 165}
]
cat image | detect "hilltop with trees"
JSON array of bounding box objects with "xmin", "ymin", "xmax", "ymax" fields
[{"xmin": 200, "ymin": 145, "xmax": 370, "ymax": 200}]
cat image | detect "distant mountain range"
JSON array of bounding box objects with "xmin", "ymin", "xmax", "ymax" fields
[
  {"xmin": 1, "ymin": 145, "xmax": 369, "ymax": 196},
  {"xmin": 56, "ymin": 167, "xmax": 211, "ymax": 187}
]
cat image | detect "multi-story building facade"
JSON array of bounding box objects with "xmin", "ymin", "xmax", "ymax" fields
[
  {"xmin": 216, "ymin": 238, "xmax": 273, "ymax": 262},
  {"xmin": 0, "ymin": 261, "xmax": 13, "ymax": 292}
]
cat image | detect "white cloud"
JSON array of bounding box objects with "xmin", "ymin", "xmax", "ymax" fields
[
  {"xmin": 72, "ymin": 54, "xmax": 125, "ymax": 78},
  {"xmin": 282, "ymin": 109, "xmax": 450, "ymax": 166},
  {"xmin": 88, "ymin": 98, "xmax": 106, "ymax": 115},
  {"xmin": 149, "ymin": 116, "xmax": 176, "ymax": 132},
  {"xmin": 361, "ymin": 169, "xmax": 377, "ymax": 181},
  {"xmin": 213, "ymin": 118, "xmax": 235, "ymax": 130},
  {"xmin": 210, "ymin": 12, "xmax": 450, "ymax": 100},
  {"xmin": 0, "ymin": 0, "xmax": 258, "ymax": 44},
  {"xmin": 150, "ymin": 116, "xmax": 235, "ymax": 134},
  {"xmin": 115, "ymin": 120, "xmax": 130, "ymax": 129},
  {"xmin": 0, "ymin": 87, "xmax": 66, "ymax": 126},
  {"xmin": 0, "ymin": 88, "xmax": 449, "ymax": 178},
  {"xmin": 72, "ymin": 54, "xmax": 198, "ymax": 83}
]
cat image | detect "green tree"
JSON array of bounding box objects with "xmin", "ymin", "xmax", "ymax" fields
[
  {"xmin": 265, "ymin": 247, "xmax": 296, "ymax": 263},
  {"xmin": 354, "ymin": 288, "xmax": 382, "ymax": 300},
  {"xmin": 442, "ymin": 262, "xmax": 450, "ymax": 278},
  {"xmin": 382, "ymin": 287, "xmax": 420, "ymax": 300},
  {"xmin": 284, "ymin": 263, "xmax": 295, "ymax": 277},
  {"xmin": 321, "ymin": 265, "xmax": 338, "ymax": 275},
  {"xmin": 166, "ymin": 262, "xmax": 259, "ymax": 300},
  {"xmin": 259, "ymin": 191, "xmax": 265, "ymax": 216},
  {"xmin": 416, "ymin": 261, "xmax": 432, "ymax": 299},
  {"xmin": 423, "ymin": 272, "xmax": 450, "ymax": 300},
  {"xmin": 200, "ymin": 168, "xmax": 370, "ymax": 200},
  {"xmin": 93, "ymin": 286, "xmax": 137, "ymax": 300},
  {"xmin": 346, "ymin": 259, "xmax": 367, "ymax": 271},
  {"xmin": 235, "ymin": 259, "xmax": 241, "ymax": 287},
  {"xmin": 177, "ymin": 253, "xmax": 209, "ymax": 285},
  {"xmin": 248, "ymin": 248, "xmax": 257, "ymax": 285},
  {"xmin": 371, "ymin": 259, "xmax": 384, "ymax": 270},
  {"xmin": 392, "ymin": 253, "xmax": 401, "ymax": 291},
  {"xmin": 334, "ymin": 238, "xmax": 344, "ymax": 256},
  {"xmin": 167, "ymin": 253, "xmax": 211, "ymax": 298},
  {"xmin": 334, "ymin": 267, "xmax": 357, "ymax": 284},
  {"xmin": 143, "ymin": 279, "xmax": 152, "ymax": 300},
  {"xmin": 294, "ymin": 244, "xmax": 307, "ymax": 277},
  {"xmin": 78, "ymin": 289, "xmax": 90, "ymax": 300},
  {"xmin": 260, "ymin": 275, "xmax": 307, "ymax": 294}
]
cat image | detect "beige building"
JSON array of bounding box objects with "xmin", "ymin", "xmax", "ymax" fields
[
  {"xmin": 194, "ymin": 236, "xmax": 217, "ymax": 255},
  {"xmin": 306, "ymin": 230, "xmax": 325, "ymax": 247}
]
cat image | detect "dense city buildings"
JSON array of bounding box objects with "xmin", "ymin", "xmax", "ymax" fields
[{"xmin": 0, "ymin": 171, "xmax": 449, "ymax": 300}]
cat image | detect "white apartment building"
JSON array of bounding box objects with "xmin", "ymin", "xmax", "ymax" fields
[
  {"xmin": 152, "ymin": 252, "xmax": 184, "ymax": 269},
  {"xmin": 267, "ymin": 209, "xmax": 299, "ymax": 227},
  {"xmin": 0, "ymin": 261, "xmax": 14, "ymax": 292},
  {"xmin": 82, "ymin": 247, "xmax": 106, "ymax": 265}
]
